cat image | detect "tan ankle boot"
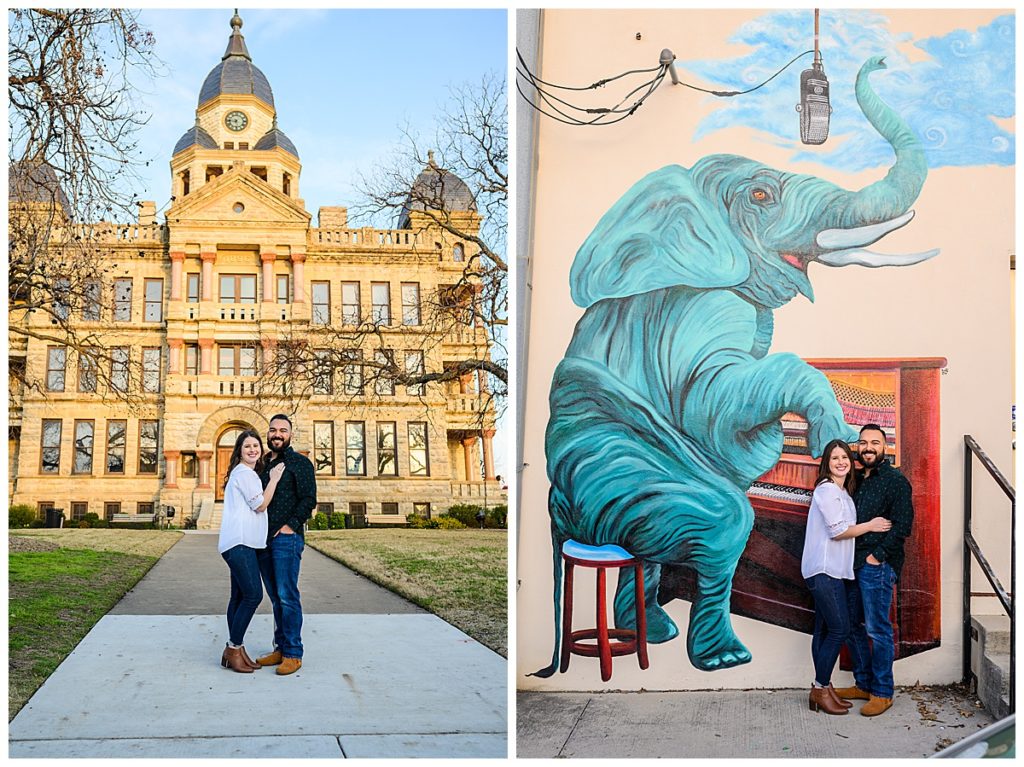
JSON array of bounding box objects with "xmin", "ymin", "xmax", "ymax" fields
[
  {"xmin": 833, "ymin": 685, "xmax": 871, "ymax": 700},
  {"xmin": 276, "ymin": 657, "xmax": 302, "ymax": 676},
  {"xmin": 257, "ymin": 649, "xmax": 283, "ymax": 667},
  {"xmin": 221, "ymin": 646, "xmax": 254, "ymax": 673},
  {"xmin": 238, "ymin": 645, "xmax": 260, "ymax": 670},
  {"xmin": 861, "ymin": 695, "xmax": 893, "ymax": 716},
  {"xmin": 808, "ymin": 686, "xmax": 848, "ymax": 715}
]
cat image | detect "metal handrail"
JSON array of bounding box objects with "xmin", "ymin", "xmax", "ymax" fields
[{"xmin": 963, "ymin": 434, "xmax": 1014, "ymax": 713}]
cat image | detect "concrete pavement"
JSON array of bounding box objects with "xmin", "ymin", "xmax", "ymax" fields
[{"xmin": 10, "ymin": 532, "xmax": 507, "ymax": 758}]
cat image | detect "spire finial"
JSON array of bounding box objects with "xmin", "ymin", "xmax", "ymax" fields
[
  {"xmin": 427, "ymin": 150, "xmax": 436, "ymax": 167},
  {"xmin": 223, "ymin": 9, "xmax": 251, "ymax": 60},
  {"xmin": 231, "ymin": 9, "xmax": 242, "ymax": 30}
]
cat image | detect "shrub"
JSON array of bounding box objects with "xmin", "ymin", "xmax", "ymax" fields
[
  {"xmin": 435, "ymin": 515, "xmax": 466, "ymax": 530},
  {"xmin": 486, "ymin": 504, "xmax": 508, "ymax": 529},
  {"xmin": 9, "ymin": 504, "xmax": 36, "ymax": 529},
  {"xmin": 83, "ymin": 512, "xmax": 100, "ymax": 524},
  {"xmin": 328, "ymin": 512, "xmax": 346, "ymax": 530},
  {"xmin": 93, "ymin": 520, "xmax": 109, "ymax": 528},
  {"xmin": 444, "ymin": 504, "xmax": 483, "ymax": 527},
  {"xmin": 406, "ymin": 514, "xmax": 438, "ymax": 529},
  {"xmin": 308, "ymin": 513, "xmax": 328, "ymax": 530},
  {"xmin": 77, "ymin": 521, "xmax": 91, "ymax": 529}
]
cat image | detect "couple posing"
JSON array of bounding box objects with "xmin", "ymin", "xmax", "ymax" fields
[
  {"xmin": 801, "ymin": 423, "xmax": 914, "ymax": 717},
  {"xmin": 216, "ymin": 414, "xmax": 317, "ymax": 675}
]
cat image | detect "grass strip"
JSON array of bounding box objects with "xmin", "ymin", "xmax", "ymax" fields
[{"xmin": 307, "ymin": 529, "xmax": 507, "ymax": 657}]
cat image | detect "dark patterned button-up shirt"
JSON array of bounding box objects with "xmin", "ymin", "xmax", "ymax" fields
[
  {"xmin": 259, "ymin": 445, "xmax": 317, "ymax": 541},
  {"xmin": 852, "ymin": 458, "xmax": 914, "ymax": 577}
]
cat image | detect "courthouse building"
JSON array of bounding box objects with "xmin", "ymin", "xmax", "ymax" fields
[{"xmin": 9, "ymin": 13, "xmax": 502, "ymax": 528}]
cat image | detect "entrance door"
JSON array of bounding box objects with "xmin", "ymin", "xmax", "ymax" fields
[{"xmin": 215, "ymin": 426, "xmax": 246, "ymax": 501}]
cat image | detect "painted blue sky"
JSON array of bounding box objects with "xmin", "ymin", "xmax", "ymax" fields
[
  {"xmin": 133, "ymin": 8, "xmax": 507, "ymax": 219},
  {"xmin": 683, "ymin": 10, "xmax": 1014, "ymax": 171}
]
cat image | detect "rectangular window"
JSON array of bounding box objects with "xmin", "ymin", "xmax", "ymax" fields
[
  {"xmin": 413, "ymin": 502, "xmax": 431, "ymax": 519},
  {"xmin": 374, "ymin": 349, "xmax": 395, "ymax": 396},
  {"xmin": 276, "ymin": 274, "xmax": 289, "ymax": 304},
  {"xmin": 72, "ymin": 420, "xmax": 94, "ymax": 475},
  {"xmin": 138, "ymin": 420, "xmax": 159, "ymax": 474},
  {"xmin": 218, "ymin": 345, "xmax": 258, "ymax": 376},
  {"xmin": 71, "ymin": 501, "xmax": 89, "ymax": 521},
  {"xmin": 345, "ymin": 422, "xmax": 366, "ymax": 476},
  {"xmin": 138, "ymin": 502, "xmax": 154, "ymax": 516},
  {"xmin": 106, "ymin": 420, "xmax": 127, "ymax": 474},
  {"xmin": 37, "ymin": 501, "xmax": 54, "ymax": 520},
  {"xmin": 317, "ymin": 502, "xmax": 335, "ymax": 516},
  {"xmin": 349, "ymin": 501, "xmax": 366, "ymax": 516},
  {"xmin": 401, "ymin": 282, "xmax": 421, "ymax": 326},
  {"xmin": 377, "ymin": 422, "xmax": 397, "ymax": 476},
  {"xmin": 408, "ymin": 422, "xmax": 429, "ymax": 476},
  {"xmin": 78, "ymin": 350, "xmax": 98, "ymax": 392},
  {"xmin": 142, "ymin": 347, "xmax": 161, "ymax": 393},
  {"xmin": 114, "ymin": 278, "xmax": 132, "ymax": 321},
  {"xmin": 219, "ymin": 274, "xmax": 257, "ymax": 304},
  {"xmin": 405, "ymin": 350, "xmax": 425, "ymax": 396},
  {"xmin": 185, "ymin": 344, "xmax": 199, "ymax": 376},
  {"xmin": 83, "ymin": 280, "xmax": 101, "ymax": 321},
  {"xmin": 40, "ymin": 419, "xmax": 62, "ymax": 474},
  {"xmin": 180, "ymin": 452, "xmax": 197, "ymax": 478},
  {"xmin": 312, "ymin": 349, "xmax": 333, "ymax": 394},
  {"xmin": 312, "ymin": 281, "xmax": 331, "ymax": 325},
  {"xmin": 341, "ymin": 282, "xmax": 360, "ymax": 325},
  {"xmin": 104, "ymin": 501, "xmax": 121, "ymax": 521},
  {"xmin": 54, "ymin": 277, "xmax": 71, "ymax": 320},
  {"xmin": 371, "ymin": 282, "xmax": 391, "ymax": 325},
  {"xmin": 343, "ymin": 350, "xmax": 363, "ymax": 395},
  {"xmin": 144, "ymin": 278, "xmax": 163, "ymax": 321},
  {"xmin": 381, "ymin": 502, "xmax": 399, "ymax": 515},
  {"xmin": 313, "ymin": 421, "xmax": 334, "ymax": 475},
  {"xmin": 46, "ymin": 347, "xmax": 66, "ymax": 391},
  {"xmin": 110, "ymin": 347, "xmax": 130, "ymax": 392},
  {"xmin": 187, "ymin": 273, "xmax": 200, "ymax": 303}
]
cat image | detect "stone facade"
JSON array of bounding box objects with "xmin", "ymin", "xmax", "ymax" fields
[{"xmin": 9, "ymin": 14, "xmax": 503, "ymax": 529}]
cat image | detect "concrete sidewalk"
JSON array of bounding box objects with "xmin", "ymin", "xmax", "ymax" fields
[
  {"xmin": 517, "ymin": 686, "xmax": 996, "ymax": 758},
  {"xmin": 10, "ymin": 532, "xmax": 507, "ymax": 758}
]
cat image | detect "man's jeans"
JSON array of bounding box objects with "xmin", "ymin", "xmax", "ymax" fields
[
  {"xmin": 846, "ymin": 562, "xmax": 897, "ymax": 698},
  {"xmin": 257, "ymin": 532, "xmax": 304, "ymax": 659},
  {"xmin": 805, "ymin": 573, "xmax": 851, "ymax": 688},
  {"xmin": 221, "ymin": 544, "xmax": 263, "ymax": 647}
]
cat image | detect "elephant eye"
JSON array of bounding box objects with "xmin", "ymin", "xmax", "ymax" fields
[{"xmin": 750, "ymin": 188, "xmax": 772, "ymax": 203}]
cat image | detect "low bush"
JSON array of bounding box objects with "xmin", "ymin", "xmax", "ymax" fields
[
  {"xmin": 442, "ymin": 503, "xmax": 506, "ymax": 529},
  {"xmin": 93, "ymin": 520, "xmax": 109, "ymax": 528},
  {"xmin": 83, "ymin": 513, "xmax": 100, "ymax": 525},
  {"xmin": 435, "ymin": 516, "xmax": 466, "ymax": 530},
  {"xmin": 9, "ymin": 505, "xmax": 36, "ymax": 529},
  {"xmin": 327, "ymin": 512, "xmax": 346, "ymax": 530},
  {"xmin": 407, "ymin": 514, "xmax": 437, "ymax": 529},
  {"xmin": 77, "ymin": 521, "xmax": 91, "ymax": 529},
  {"xmin": 307, "ymin": 513, "xmax": 329, "ymax": 530}
]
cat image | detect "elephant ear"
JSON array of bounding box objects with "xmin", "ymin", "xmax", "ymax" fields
[{"xmin": 570, "ymin": 164, "xmax": 750, "ymax": 308}]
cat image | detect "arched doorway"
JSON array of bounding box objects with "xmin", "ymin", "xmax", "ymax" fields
[{"xmin": 215, "ymin": 424, "xmax": 253, "ymax": 501}]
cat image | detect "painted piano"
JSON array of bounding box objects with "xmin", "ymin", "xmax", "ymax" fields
[{"xmin": 662, "ymin": 357, "xmax": 946, "ymax": 660}]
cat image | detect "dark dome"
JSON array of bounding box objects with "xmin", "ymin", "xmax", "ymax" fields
[
  {"xmin": 172, "ymin": 123, "xmax": 218, "ymax": 155},
  {"xmin": 9, "ymin": 161, "xmax": 70, "ymax": 215},
  {"xmin": 254, "ymin": 121, "xmax": 299, "ymax": 158},
  {"xmin": 197, "ymin": 13, "xmax": 274, "ymax": 108},
  {"xmin": 398, "ymin": 152, "xmax": 476, "ymax": 228}
]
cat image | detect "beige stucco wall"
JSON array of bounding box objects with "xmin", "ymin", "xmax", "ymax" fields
[{"xmin": 518, "ymin": 9, "xmax": 1013, "ymax": 690}]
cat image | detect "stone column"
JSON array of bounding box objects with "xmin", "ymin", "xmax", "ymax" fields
[
  {"xmin": 163, "ymin": 450, "xmax": 180, "ymax": 488},
  {"xmin": 167, "ymin": 338, "xmax": 183, "ymax": 375},
  {"xmin": 198, "ymin": 338, "xmax": 214, "ymax": 375},
  {"xmin": 459, "ymin": 373, "xmax": 473, "ymax": 394},
  {"xmin": 169, "ymin": 252, "xmax": 185, "ymax": 301},
  {"xmin": 482, "ymin": 429, "xmax": 496, "ymax": 480},
  {"xmin": 462, "ymin": 435, "xmax": 478, "ymax": 481},
  {"xmin": 261, "ymin": 249, "xmax": 276, "ymax": 302},
  {"xmin": 291, "ymin": 252, "xmax": 306, "ymax": 303},
  {"xmin": 200, "ymin": 251, "xmax": 216, "ymax": 301},
  {"xmin": 196, "ymin": 451, "xmax": 213, "ymax": 489}
]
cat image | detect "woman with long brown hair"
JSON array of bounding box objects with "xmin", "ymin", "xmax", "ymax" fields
[
  {"xmin": 801, "ymin": 438, "xmax": 891, "ymax": 714},
  {"xmin": 217, "ymin": 429, "xmax": 285, "ymax": 672}
]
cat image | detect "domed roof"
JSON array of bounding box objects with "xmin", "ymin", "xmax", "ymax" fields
[
  {"xmin": 9, "ymin": 161, "xmax": 70, "ymax": 215},
  {"xmin": 172, "ymin": 122, "xmax": 218, "ymax": 155},
  {"xmin": 197, "ymin": 13, "xmax": 274, "ymax": 108},
  {"xmin": 398, "ymin": 152, "xmax": 476, "ymax": 228},
  {"xmin": 254, "ymin": 117, "xmax": 299, "ymax": 158}
]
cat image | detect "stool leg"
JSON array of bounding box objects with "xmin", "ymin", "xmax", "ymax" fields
[
  {"xmin": 634, "ymin": 562, "xmax": 649, "ymax": 670},
  {"xmin": 596, "ymin": 566, "xmax": 612, "ymax": 682},
  {"xmin": 559, "ymin": 559, "xmax": 574, "ymax": 673}
]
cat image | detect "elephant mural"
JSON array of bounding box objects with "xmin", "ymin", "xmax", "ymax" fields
[{"xmin": 536, "ymin": 57, "xmax": 939, "ymax": 675}]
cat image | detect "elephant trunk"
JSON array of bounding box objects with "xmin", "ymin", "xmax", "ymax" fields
[{"xmin": 834, "ymin": 58, "xmax": 927, "ymax": 229}]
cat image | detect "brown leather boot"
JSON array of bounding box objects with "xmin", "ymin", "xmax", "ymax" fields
[
  {"xmin": 808, "ymin": 686, "xmax": 848, "ymax": 715},
  {"xmin": 257, "ymin": 649, "xmax": 283, "ymax": 667},
  {"xmin": 221, "ymin": 646, "xmax": 254, "ymax": 673},
  {"xmin": 861, "ymin": 695, "xmax": 893, "ymax": 716},
  {"xmin": 826, "ymin": 684, "xmax": 853, "ymax": 709},
  {"xmin": 238, "ymin": 646, "xmax": 260, "ymax": 670},
  {"xmin": 276, "ymin": 657, "xmax": 302, "ymax": 676},
  {"xmin": 833, "ymin": 685, "xmax": 871, "ymax": 700}
]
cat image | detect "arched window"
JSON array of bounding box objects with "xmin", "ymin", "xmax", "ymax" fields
[{"xmin": 453, "ymin": 243, "xmax": 464, "ymax": 262}]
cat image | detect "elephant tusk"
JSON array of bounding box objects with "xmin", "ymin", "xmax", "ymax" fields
[
  {"xmin": 816, "ymin": 210, "xmax": 915, "ymax": 250},
  {"xmin": 817, "ymin": 247, "xmax": 940, "ymax": 268}
]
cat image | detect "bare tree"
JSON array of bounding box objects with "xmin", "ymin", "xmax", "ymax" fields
[{"xmin": 9, "ymin": 8, "xmax": 160, "ymax": 403}]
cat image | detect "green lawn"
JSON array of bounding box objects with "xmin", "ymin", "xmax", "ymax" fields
[{"xmin": 307, "ymin": 529, "xmax": 508, "ymax": 656}]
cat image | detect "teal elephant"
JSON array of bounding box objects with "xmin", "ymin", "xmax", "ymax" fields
[{"xmin": 536, "ymin": 57, "xmax": 937, "ymax": 675}]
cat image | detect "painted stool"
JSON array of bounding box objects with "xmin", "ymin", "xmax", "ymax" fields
[{"xmin": 560, "ymin": 539, "xmax": 649, "ymax": 682}]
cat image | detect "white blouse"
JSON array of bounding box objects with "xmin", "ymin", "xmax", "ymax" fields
[
  {"xmin": 800, "ymin": 480, "xmax": 857, "ymax": 580},
  {"xmin": 217, "ymin": 464, "xmax": 268, "ymax": 554}
]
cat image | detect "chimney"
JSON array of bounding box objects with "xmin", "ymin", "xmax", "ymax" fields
[
  {"xmin": 318, "ymin": 206, "xmax": 347, "ymax": 228},
  {"xmin": 138, "ymin": 201, "xmax": 157, "ymax": 225}
]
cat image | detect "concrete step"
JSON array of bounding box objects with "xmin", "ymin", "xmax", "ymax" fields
[
  {"xmin": 973, "ymin": 614, "xmax": 1010, "ymax": 654},
  {"xmin": 971, "ymin": 614, "xmax": 1013, "ymax": 720}
]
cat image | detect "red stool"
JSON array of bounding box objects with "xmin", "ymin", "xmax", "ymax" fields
[{"xmin": 560, "ymin": 539, "xmax": 649, "ymax": 682}]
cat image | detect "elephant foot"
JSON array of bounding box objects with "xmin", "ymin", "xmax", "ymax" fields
[
  {"xmin": 614, "ymin": 560, "xmax": 680, "ymax": 644},
  {"xmin": 691, "ymin": 640, "xmax": 752, "ymax": 671},
  {"xmin": 686, "ymin": 566, "xmax": 751, "ymax": 670}
]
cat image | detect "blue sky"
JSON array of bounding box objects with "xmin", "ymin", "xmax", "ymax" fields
[
  {"xmin": 133, "ymin": 8, "xmax": 507, "ymax": 220},
  {"xmin": 683, "ymin": 10, "xmax": 1015, "ymax": 171}
]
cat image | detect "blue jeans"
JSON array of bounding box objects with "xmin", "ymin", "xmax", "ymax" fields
[
  {"xmin": 846, "ymin": 562, "xmax": 897, "ymax": 698},
  {"xmin": 221, "ymin": 545, "xmax": 264, "ymax": 647},
  {"xmin": 257, "ymin": 532, "xmax": 304, "ymax": 659},
  {"xmin": 805, "ymin": 573, "xmax": 851, "ymax": 687}
]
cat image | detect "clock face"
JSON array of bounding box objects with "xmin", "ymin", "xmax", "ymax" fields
[{"xmin": 225, "ymin": 110, "xmax": 248, "ymax": 132}]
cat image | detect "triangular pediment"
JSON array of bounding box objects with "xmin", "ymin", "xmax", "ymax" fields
[{"xmin": 167, "ymin": 167, "xmax": 310, "ymax": 226}]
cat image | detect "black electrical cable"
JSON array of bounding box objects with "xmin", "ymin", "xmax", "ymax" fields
[
  {"xmin": 677, "ymin": 49, "xmax": 817, "ymax": 97},
  {"xmin": 515, "ymin": 48, "xmax": 663, "ymax": 91}
]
